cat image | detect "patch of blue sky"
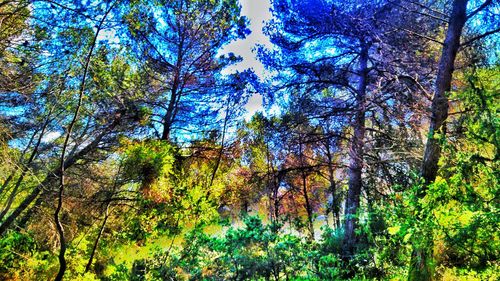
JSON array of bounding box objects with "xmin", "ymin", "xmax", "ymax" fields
[{"xmin": 0, "ymin": 104, "xmax": 26, "ymax": 117}]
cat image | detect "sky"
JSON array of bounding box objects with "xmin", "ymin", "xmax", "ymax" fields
[{"xmin": 222, "ymin": 0, "xmax": 273, "ymax": 119}]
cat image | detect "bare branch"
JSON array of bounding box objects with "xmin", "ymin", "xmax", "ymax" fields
[
  {"xmin": 399, "ymin": 27, "xmax": 444, "ymax": 45},
  {"xmin": 460, "ymin": 26, "xmax": 500, "ymax": 47},
  {"xmin": 402, "ymin": 0, "xmax": 448, "ymax": 18},
  {"xmin": 466, "ymin": 0, "xmax": 493, "ymax": 19},
  {"xmin": 389, "ymin": 0, "xmax": 448, "ymax": 23}
]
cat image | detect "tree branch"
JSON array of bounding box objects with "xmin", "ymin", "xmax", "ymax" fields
[
  {"xmin": 460, "ymin": 26, "xmax": 500, "ymax": 47},
  {"xmin": 466, "ymin": 0, "xmax": 493, "ymax": 19}
]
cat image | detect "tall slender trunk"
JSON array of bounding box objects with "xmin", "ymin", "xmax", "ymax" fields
[
  {"xmin": 85, "ymin": 203, "xmax": 111, "ymax": 273},
  {"xmin": 410, "ymin": 1, "xmax": 468, "ymax": 280},
  {"xmin": 53, "ymin": 3, "xmax": 117, "ymax": 278},
  {"xmin": 302, "ymin": 169, "xmax": 314, "ymax": 239},
  {"xmin": 265, "ymin": 143, "xmax": 279, "ymax": 224},
  {"xmin": 202, "ymin": 98, "xmax": 230, "ymax": 207},
  {"xmin": 209, "ymin": 98, "xmax": 231, "ymax": 188},
  {"xmin": 343, "ymin": 43, "xmax": 369, "ymax": 256},
  {"xmin": 325, "ymin": 140, "xmax": 340, "ymax": 228},
  {"xmin": 299, "ymin": 142, "xmax": 315, "ymax": 240},
  {"xmin": 161, "ymin": 31, "xmax": 184, "ymax": 141},
  {"xmin": 161, "ymin": 85, "xmax": 178, "ymax": 141},
  {"xmin": 0, "ymin": 109, "xmax": 52, "ymax": 222},
  {"xmin": 0, "ymin": 120, "xmax": 118, "ymax": 236}
]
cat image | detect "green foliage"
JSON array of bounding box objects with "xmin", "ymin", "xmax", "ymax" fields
[
  {"xmin": 0, "ymin": 231, "xmax": 36, "ymax": 272},
  {"xmin": 0, "ymin": 0, "xmax": 498, "ymax": 279},
  {"xmin": 0, "ymin": 232, "xmax": 56, "ymax": 280},
  {"xmin": 144, "ymin": 216, "xmax": 311, "ymax": 280},
  {"xmin": 132, "ymin": 216, "xmax": 390, "ymax": 280},
  {"xmin": 381, "ymin": 68, "xmax": 500, "ymax": 279},
  {"xmin": 122, "ymin": 140, "xmax": 176, "ymax": 192}
]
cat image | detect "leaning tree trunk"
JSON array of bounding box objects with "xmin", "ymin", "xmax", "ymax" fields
[
  {"xmin": 0, "ymin": 109, "xmax": 52, "ymax": 222},
  {"xmin": 410, "ymin": 0, "xmax": 468, "ymax": 280},
  {"xmin": 0, "ymin": 120, "xmax": 118, "ymax": 237},
  {"xmin": 53, "ymin": 5, "xmax": 114, "ymax": 278},
  {"xmin": 85, "ymin": 203, "xmax": 111, "ymax": 273},
  {"xmin": 420, "ymin": 0, "xmax": 468, "ymax": 186},
  {"xmin": 343, "ymin": 43, "xmax": 369, "ymax": 256}
]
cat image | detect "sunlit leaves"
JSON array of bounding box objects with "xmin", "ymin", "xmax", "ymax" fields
[{"xmin": 122, "ymin": 140, "xmax": 176, "ymax": 197}]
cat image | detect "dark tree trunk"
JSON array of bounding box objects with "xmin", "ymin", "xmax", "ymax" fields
[
  {"xmin": 420, "ymin": 0, "xmax": 468, "ymax": 186},
  {"xmin": 410, "ymin": 1, "xmax": 468, "ymax": 280},
  {"xmin": 85, "ymin": 204, "xmax": 110, "ymax": 273},
  {"xmin": 266, "ymin": 143, "xmax": 280, "ymax": 225},
  {"xmin": 325, "ymin": 140, "xmax": 340, "ymax": 228},
  {"xmin": 0, "ymin": 120, "xmax": 118, "ymax": 236},
  {"xmin": 209, "ymin": 97, "xmax": 231, "ymax": 188},
  {"xmin": 53, "ymin": 3, "xmax": 115, "ymax": 278},
  {"xmin": 161, "ymin": 86, "xmax": 178, "ymax": 141},
  {"xmin": 161, "ymin": 39, "xmax": 183, "ymax": 141},
  {"xmin": 0, "ymin": 109, "xmax": 52, "ymax": 222},
  {"xmin": 54, "ymin": 12, "xmax": 106, "ymax": 278},
  {"xmin": 299, "ymin": 142, "xmax": 315, "ymax": 240},
  {"xmin": 302, "ymin": 171, "xmax": 315, "ymax": 240},
  {"xmin": 343, "ymin": 43, "xmax": 369, "ymax": 256},
  {"xmin": 0, "ymin": 177, "xmax": 48, "ymax": 236}
]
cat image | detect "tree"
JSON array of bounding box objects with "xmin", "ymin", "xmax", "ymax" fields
[
  {"xmin": 410, "ymin": 0, "xmax": 500, "ymax": 279},
  {"xmin": 263, "ymin": 0, "xmax": 430, "ymax": 256},
  {"xmin": 123, "ymin": 0, "xmax": 249, "ymax": 141}
]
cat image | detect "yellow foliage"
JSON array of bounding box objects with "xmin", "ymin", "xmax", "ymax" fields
[{"xmin": 388, "ymin": 226, "xmax": 401, "ymax": 235}]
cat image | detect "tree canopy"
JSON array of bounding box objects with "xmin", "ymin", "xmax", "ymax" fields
[{"xmin": 0, "ymin": 0, "xmax": 499, "ymax": 280}]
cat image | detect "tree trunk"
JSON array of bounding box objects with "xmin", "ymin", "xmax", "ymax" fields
[
  {"xmin": 325, "ymin": 140, "xmax": 340, "ymax": 228},
  {"xmin": 410, "ymin": 1, "xmax": 468, "ymax": 280},
  {"xmin": 302, "ymin": 170, "xmax": 315, "ymax": 240},
  {"xmin": 161, "ymin": 38, "xmax": 183, "ymax": 141},
  {"xmin": 161, "ymin": 86, "xmax": 178, "ymax": 141},
  {"xmin": 299, "ymin": 142, "xmax": 315, "ymax": 240},
  {"xmin": 85, "ymin": 204, "xmax": 110, "ymax": 273},
  {"xmin": 420, "ymin": 0, "xmax": 468, "ymax": 186},
  {"xmin": 343, "ymin": 43, "xmax": 369, "ymax": 256},
  {"xmin": 0, "ymin": 109, "xmax": 51, "ymax": 222},
  {"xmin": 0, "ymin": 120, "xmax": 118, "ymax": 236},
  {"xmin": 54, "ymin": 7, "xmax": 113, "ymax": 276}
]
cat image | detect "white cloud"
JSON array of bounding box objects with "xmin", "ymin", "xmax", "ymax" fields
[
  {"xmin": 41, "ymin": 131, "xmax": 61, "ymax": 143},
  {"xmin": 221, "ymin": 0, "xmax": 273, "ymax": 76},
  {"xmin": 244, "ymin": 93, "xmax": 263, "ymax": 120},
  {"xmin": 223, "ymin": 0, "xmax": 275, "ymax": 119}
]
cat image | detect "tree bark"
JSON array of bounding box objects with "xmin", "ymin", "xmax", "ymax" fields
[
  {"xmin": 85, "ymin": 203, "xmax": 110, "ymax": 273},
  {"xmin": 161, "ymin": 85, "xmax": 178, "ymax": 141},
  {"xmin": 0, "ymin": 109, "xmax": 52, "ymax": 222},
  {"xmin": 420, "ymin": 0, "xmax": 468, "ymax": 186},
  {"xmin": 299, "ymin": 141, "xmax": 315, "ymax": 240},
  {"xmin": 53, "ymin": 5, "xmax": 113, "ymax": 277},
  {"xmin": 324, "ymin": 139, "xmax": 340, "ymax": 228},
  {"xmin": 161, "ymin": 32, "xmax": 184, "ymax": 141},
  {"xmin": 343, "ymin": 43, "xmax": 369, "ymax": 256},
  {"xmin": 0, "ymin": 120, "xmax": 119, "ymax": 236},
  {"xmin": 209, "ymin": 97, "xmax": 231, "ymax": 188},
  {"xmin": 410, "ymin": 1, "xmax": 468, "ymax": 280}
]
